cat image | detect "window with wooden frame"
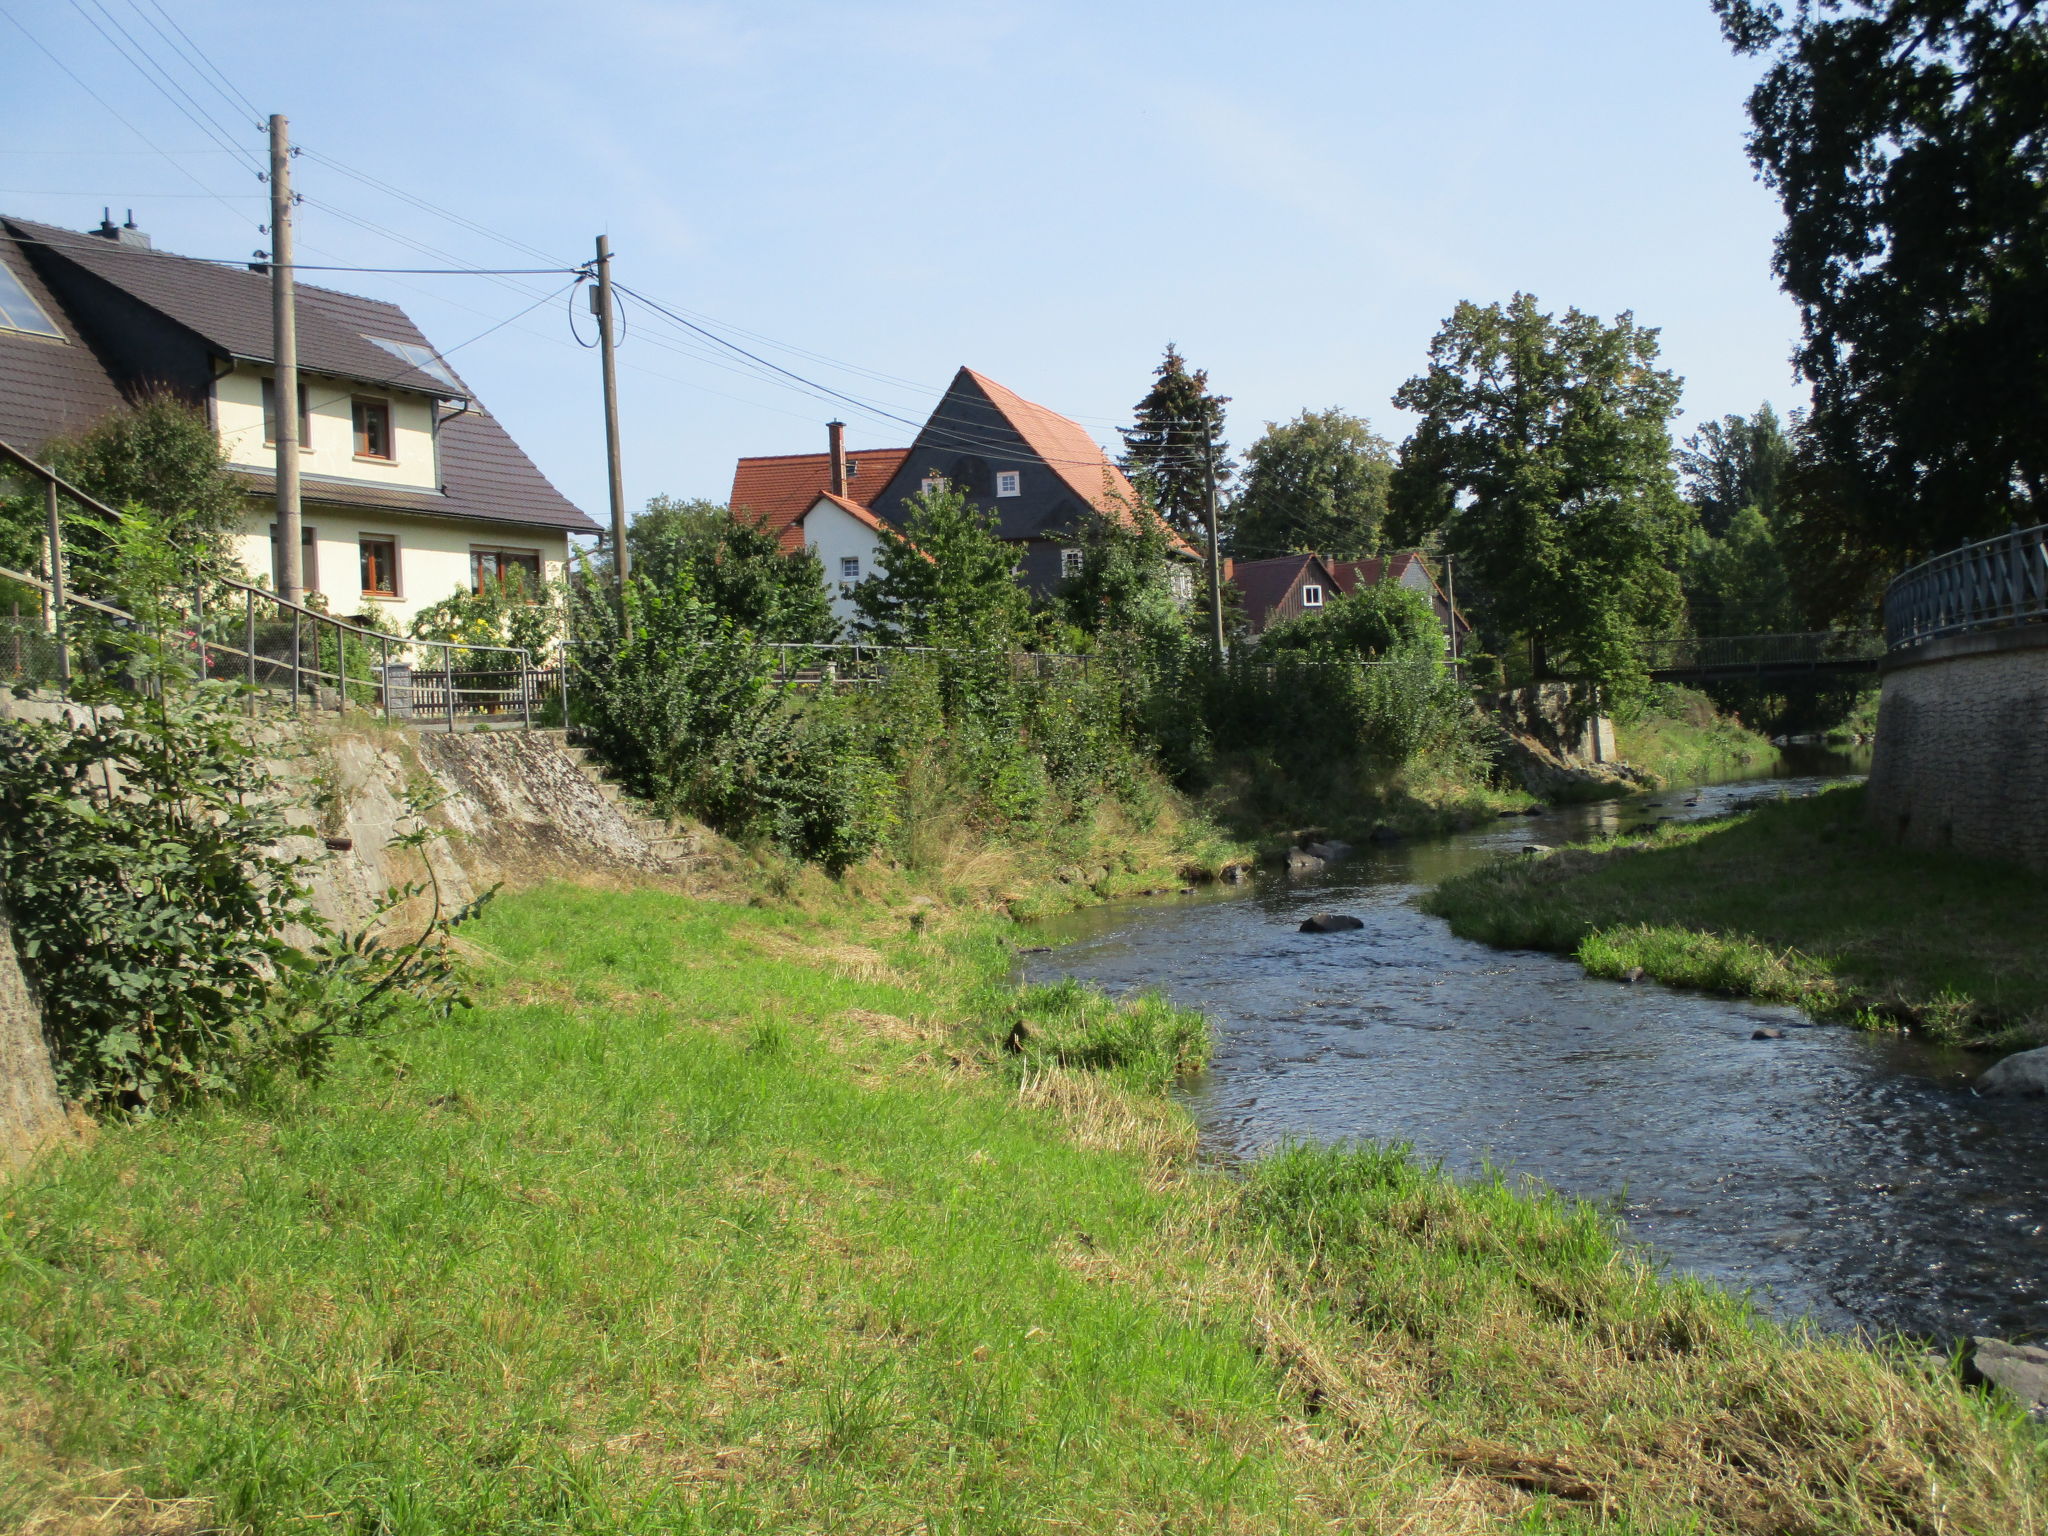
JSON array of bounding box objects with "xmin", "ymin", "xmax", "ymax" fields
[
  {"xmin": 352, "ymin": 396, "xmax": 395, "ymax": 460},
  {"xmin": 996, "ymin": 470, "xmax": 1021, "ymax": 497},
  {"xmin": 471, "ymin": 547, "xmax": 542, "ymax": 595},
  {"xmin": 359, "ymin": 536, "xmax": 399, "ymax": 597},
  {"xmin": 261, "ymin": 375, "xmax": 312, "ymax": 448},
  {"xmin": 839, "ymin": 556, "xmax": 861, "ymax": 581},
  {"xmin": 1301, "ymin": 583, "xmax": 1324, "ymax": 608}
]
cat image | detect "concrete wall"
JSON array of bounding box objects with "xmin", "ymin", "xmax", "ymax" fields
[
  {"xmin": 1865, "ymin": 626, "xmax": 2048, "ymax": 870},
  {"xmin": 0, "ymin": 898, "xmax": 67, "ymax": 1172}
]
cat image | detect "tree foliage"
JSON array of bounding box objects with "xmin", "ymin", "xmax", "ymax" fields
[
  {"xmin": 1716, "ymin": 0, "xmax": 2048, "ymax": 575},
  {"xmin": 627, "ymin": 494, "xmax": 837, "ymax": 643},
  {"xmin": 1683, "ymin": 506, "xmax": 1803, "ymax": 637},
  {"xmin": 410, "ymin": 564, "xmax": 561, "ymax": 661},
  {"xmin": 1231, "ymin": 409, "xmax": 1394, "ymax": 559},
  {"xmin": 1119, "ymin": 344, "xmax": 1234, "ymax": 546},
  {"xmin": 1257, "ymin": 581, "xmax": 1446, "ymax": 662},
  {"xmin": 1388, "ymin": 293, "xmax": 1692, "ymax": 693},
  {"xmin": 1676, "ymin": 403, "xmax": 1795, "ymax": 535},
  {"xmin": 852, "ymin": 481, "xmax": 1028, "ymax": 650},
  {"xmin": 1, "ymin": 394, "xmax": 242, "ymax": 588}
]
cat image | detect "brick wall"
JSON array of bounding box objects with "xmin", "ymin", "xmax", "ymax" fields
[{"xmin": 1864, "ymin": 627, "xmax": 2048, "ymax": 871}]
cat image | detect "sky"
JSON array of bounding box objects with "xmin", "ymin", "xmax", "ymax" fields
[{"xmin": 1, "ymin": 0, "xmax": 1803, "ymax": 522}]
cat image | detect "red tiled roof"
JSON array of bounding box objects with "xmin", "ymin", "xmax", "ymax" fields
[
  {"xmin": 799, "ymin": 489, "xmax": 892, "ymax": 535},
  {"xmin": 729, "ymin": 447, "xmax": 910, "ymax": 553}
]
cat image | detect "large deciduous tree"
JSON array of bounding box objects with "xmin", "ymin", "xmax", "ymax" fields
[
  {"xmin": 852, "ymin": 481, "xmax": 1027, "ymax": 650},
  {"xmin": 1230, "ymin": 408, "xmax": 1394, "ymax": 560},
  {"xmin": 1676, "ymin": 403, "xmax": 1795, "ymax": 535},
  {"xmin": 1715, "ymin": 0, "xmax": 2048, "ymax": 598},
  {"xmin": 1119, "ymin": 344, "xmax": 1234, "ymax": 546},
  {"xmin": 1387, "ymin": 294, "xmax": 1692, "ymax": 692},
  {"xmin": 627, "ymin": 494, "xmax": 837, "ymax": 643}
]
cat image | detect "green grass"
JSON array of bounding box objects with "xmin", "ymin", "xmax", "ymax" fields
[
  {"xmin": 1615, "ymin": 688, "xmax": 1776, "ymax": 788},
  {"xmin": 1427, "ymin": 784, "xmax": 2048, "ymax": 1047},
  {"xmin": 3, "ymin": 879, "xmax": 2043, "ymax": 1533}
]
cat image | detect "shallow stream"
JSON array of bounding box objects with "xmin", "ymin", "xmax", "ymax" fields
[{"xmin": 1021, "ymin": 749, "xmax": 2047, "ymax": 1344}]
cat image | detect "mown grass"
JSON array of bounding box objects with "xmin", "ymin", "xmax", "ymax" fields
[
  {"xmin": 2, "ymin": 878, "xmax": 2043, "ymax": 1534},
  {"xmin": 1614, "ymin": 688, "xmax": 1776, "ymax": 788},
  {"xmin": 1426, "ymin": 784, "xmax": 2048, "ymax": 1048}
]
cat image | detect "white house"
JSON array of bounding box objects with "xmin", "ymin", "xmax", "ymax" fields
[{"xmin": 0, "ymin": 212, "xmax": 598, "ymax": 629}]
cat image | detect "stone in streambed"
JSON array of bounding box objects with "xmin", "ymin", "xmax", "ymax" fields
[
  {"xmin": 1966, "ymin": 1338, "xmax": 2048, "ymax": 1419},
  {"xmin": 1751, "ymin": 1027, "xmax": 1785, "ymax": 1040},
  {"xmin": 1299, "ymin": 913, "xmax": 1365, "ymax": 933},
  {"xmin": 1285, "ymin": 849, "xmax": 1325, "ymax": 874},
  {"xmin": 1977, "ymin": 1046, "xmax": 2048, "ymax": 1097}
]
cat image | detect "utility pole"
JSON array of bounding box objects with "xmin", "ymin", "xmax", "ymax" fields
[
  {"xmin": 269, "ymin": 114, "xmax": 302, "ymax": 605},
  {"xmin": 593, "ymin": 235, "xmax": 629, "ymax": 595},
  {"xmin": 1204, "ymin": 425, "xmax": 1225, "ymax": 661},
  {"xmin": 1444, "ymin": 553, "xmax": 1458, "ymax": 667}
]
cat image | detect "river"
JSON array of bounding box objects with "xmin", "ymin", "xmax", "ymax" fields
[{"xmin": 1021, "ymin": 749, "xmax": 2048, "ymax": 1346}]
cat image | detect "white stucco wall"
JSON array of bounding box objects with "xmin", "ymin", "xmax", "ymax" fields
[
  {"xmin": 216, "ymin": 362, "xmax": 439, "ymax": 492},
  {"xmin": 230, "ymin": 499, "xmax": 569, "ymax": 632},
  {"xmin": 799, "ymin": 498, "xmax": 886, "ymax": 628}
]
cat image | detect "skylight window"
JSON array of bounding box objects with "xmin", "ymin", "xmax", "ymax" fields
[
  {"xmin": 363, "ymin": 335, "xmax": 460, "ymax": 391},
  {"xmin": 0, "ymin": 263, "xmax": 61, "ymax": 339}
]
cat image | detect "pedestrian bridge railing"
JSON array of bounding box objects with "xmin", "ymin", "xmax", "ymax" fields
[
  {"xmin": 1883, "ymin": 521, "xmax": 2048, "ymax": 651},
  {"xmin": 1638, "ymin": 629, "xmax": 1886, "ymax": 679}
]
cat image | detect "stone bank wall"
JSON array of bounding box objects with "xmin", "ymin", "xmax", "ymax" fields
[{"xmin": 1865, "ymin": 627, "xmax": 2048, "ymax": 870}]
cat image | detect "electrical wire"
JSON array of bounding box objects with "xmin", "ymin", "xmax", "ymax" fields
[
  {"xmin": 127, "ymin": 0, "xmax": 263, "ymax": 127},
  {"xmin": 64, "ymin": 0, "xmax": 260, "ymax": 170}
]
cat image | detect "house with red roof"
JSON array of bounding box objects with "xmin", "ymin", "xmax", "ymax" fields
[{"xmin": 728, "ymin": 367, "xmax": 1193, "ymax": 624}]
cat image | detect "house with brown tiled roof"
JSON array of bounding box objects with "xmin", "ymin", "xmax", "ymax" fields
[
  {"xmin": 1230, "ymin": 550, "xmax": 1473, "ymax": 647},
  {"xmin": 729, "ymin": 367, "xmax": 1195, "ymax": 622},
  {"xmin": 0, "ymin": 212, "xmax": 598, "ymax": 630}
]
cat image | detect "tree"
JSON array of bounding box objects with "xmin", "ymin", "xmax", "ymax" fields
[
  {"xmin": 852, "ymin": 480, "xmax": 1028, "ymax": 650},
  {"xmin": 1057, "ymin": 504, "xmax": 1187, "ymax": 647},
  {"xmin": 1715, "ymin": 0, "xmax": 2048, "ymax": 576},
  {"xmin": 1683, "ymin": 506, "xmax": 1802, "ymax": 636},
  {"xmin": 1, "ymin": 393, "xmax": 241, "ymax": 588},
  {"xmin": 627, "ymin": 494, "xmax": 837, "ymax": 643},
  {"xmin": 1231, "ymin": 408, "xmax": 1394, "ymax": 559},
  {"xmin": 1675, "ymin": 403, "xmax": 1795, "ymax": 535},
  {"xmin": 1388, "ymin": 294, "xmax": 1693, "ymax": 692},
  {"xmin": 1119, "ymin": 344, "xmax": 1234, "ymax": 546}
]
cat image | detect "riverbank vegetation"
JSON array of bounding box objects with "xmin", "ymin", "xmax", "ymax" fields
[
  {"xmin": 1428, "ymin": 785, "xmax": 2048, "ymax": 1050},
  {"xmin": 1614, "ymin": 686, "xmax": 1776, "ymax": 788},
  {"xmin": 5, "ymin": 876, "xmax": 2043, "ymax": 1534}
]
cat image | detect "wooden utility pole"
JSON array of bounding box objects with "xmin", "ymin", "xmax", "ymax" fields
[
  {"xmin": 593, "ymin": 235, "xmax": 629, "ymax": 592},
  {"xmin": 269, "ymin": 114, "xmax": 302, "ymax": 605},
  {"xmin": 1444, "ymin": 554, "xmax": 1458, "ymax": 666},
  {"xmin": 1204, "ymin": 428, "xmax": 1225, "ymax": 661}
]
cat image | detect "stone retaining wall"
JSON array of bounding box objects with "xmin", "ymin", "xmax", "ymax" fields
[{"xmin": 1865, "ymin": 626, "xmax": 2048, "ymax": 871}]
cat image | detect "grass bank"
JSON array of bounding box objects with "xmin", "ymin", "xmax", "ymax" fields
[
  {"xmin": 1615, "ymin": 687, "xmax": 1776, "ymax": 787},
  {"xmin": 4, "ymin": 873, "xmax": 2044, "ymax": 1533},
  {"xmin": 1427, "ymin": 784, "xmax": 2048, "ymax": 1049}
]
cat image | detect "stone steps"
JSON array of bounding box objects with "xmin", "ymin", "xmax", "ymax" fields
[{"xmin": 547, "ymin": 736, "xmax": 702, "ymax": 868}]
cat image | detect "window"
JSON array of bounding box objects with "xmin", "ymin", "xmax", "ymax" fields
[
  {"xmin": 269, "ymin": 523, "xmax": 319, "ymax": 594},
  {"xmin": 472, "ymin": 547, "xmax": 541, "ymax": 595},
  {"xmin": 996, "ymin": 470, "xmax": 1021, "ymax": 497},
  {"xmin": 844, "ymin": 460, "xmax": 858, "ymax": 479},
  {"xmin": 352, "ymin": 397, "xmax": 394, "ymax": 460},
  {"xmin": 262, "ymin": 375, "xmax": 312, "ymax": 447},
  {"xmin": 1060, "ymin": 547, "xmax": 1083, "ymax": 579},
  {"xmin": 362, "ymin": 335, "xmax": 461, "ymax": 392},
  {"xmin": 839, "ymin": 556, "xmax": 861, "ymax": 581},
  {"xmin": 920, "ymin": 476, "xmax": 943, "ymax": 496},
  {"xmin": 0, "ymin": 263, "xmax": 60, "ymax": 338},
  {"xmin": 360, "ymin": 536, "xmax": 399, "ymax": 597},
  {"xmin": 1300, "ymin": 584, "xmax": 1324, "ymax": 608},
  {"xmin": 1169, "ymin": 567, "xmax": 1194, "ymax": 603}
]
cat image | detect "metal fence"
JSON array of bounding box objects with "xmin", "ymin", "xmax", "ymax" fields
[
  {"xmin": 0, "ymin": 436, "xmax": 551, "ymax": 729},
  {"xmin": 755, "ymin": 642, "xmax": 1096, "ymax": 687},
  {"xmin": 1883, "ymin": 521, "xmax": 2048, "ymax": 650}
]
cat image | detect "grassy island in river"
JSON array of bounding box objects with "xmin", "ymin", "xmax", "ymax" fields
[{"xmin": 1426, "ymin": 784, "xmax": 2048, "ymax": 1051}]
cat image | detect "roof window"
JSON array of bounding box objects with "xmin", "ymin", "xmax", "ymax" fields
[
  {"xmin": 363, "ymin": 335, "xmax": 460, "ymax": 391},
  {"xmin": 0, "ymin": 263, "xmax": 61, "ymax": 339}
]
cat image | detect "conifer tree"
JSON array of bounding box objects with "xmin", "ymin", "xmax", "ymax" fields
[{"xmin": 1119, "ymin": 344, "xmax": 1234, "ymax": 545}]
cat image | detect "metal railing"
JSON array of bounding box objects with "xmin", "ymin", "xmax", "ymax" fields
[
  {"xmin": 0, "ymin": 437, "xmax": 550, "ymax": 730},
  {"xmin": 1637, "ymin": 629, "xmax": 1886, "ymax": 676},
  {"xmin": 754, "ymin": 641, "xmax": 1095, "ymax": 687},
  {"xmin": 1883, "ymin": 521, "xmax": 2048, "ymax": 650}
]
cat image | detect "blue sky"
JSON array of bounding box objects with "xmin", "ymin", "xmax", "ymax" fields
[{"xmin": 2, "ymin": 0, "xmax": 1799, "ymax": 519}]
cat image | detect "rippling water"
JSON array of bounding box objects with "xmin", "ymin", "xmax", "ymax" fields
[{"xmin": 1022, "ymin": 753, "xmax": 2048, "ymax": 1344}]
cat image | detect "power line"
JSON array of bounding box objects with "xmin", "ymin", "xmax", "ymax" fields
[
  {"xmin": 127, "ymin": 0, "xmax": 262, "ymax": 126},
  {"xmin": 64, "ymin": 0, "xmax": 259, "ymax": 169}
]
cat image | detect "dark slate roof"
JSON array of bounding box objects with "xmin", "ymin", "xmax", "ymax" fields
[
  {"xmin": 3, "ymin": 215, "xmax": 454, "ymax": 396},
  {"xmin": 0, "ymin": 223, "xmax": 125, "ymax": 451},
  {"xmin": 1229, "ymin": 554, "xmax": 1334, "ymax": 632},
  {"xmin": 0, "ymin": 215, "xmax": 598, "ymax": 535}
]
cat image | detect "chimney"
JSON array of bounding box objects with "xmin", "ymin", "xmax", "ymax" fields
[
  {"xmin": 89, "ymin": 208, "xmax": 151, "ymax": 249},
  {"xmin": 827, "ymin": 420, "xmax": 847, "ymax": 498}
]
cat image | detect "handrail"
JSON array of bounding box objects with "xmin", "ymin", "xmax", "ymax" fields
[
  {"xmin": 1883, "ymin": 521, "xmax": 2048, "ymax": 650},
  {"xmin": 1, "ymin": 435, "xmax": 541, "ymax": 729}
]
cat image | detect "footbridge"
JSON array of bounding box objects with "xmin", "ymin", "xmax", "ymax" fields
[{"xmin": 1636, "ymin": 630, "xmax": 1885, "ymax": 685}]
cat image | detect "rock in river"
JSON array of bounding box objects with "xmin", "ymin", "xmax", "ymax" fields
[
  {"xmin": 1977, "ymin": 1046, "xmax": 2048, "ymax": 1097},
  {"xmin": 1285, "ymin": 849, "xmax": 1325, "ymax": 874},
  {"xmin": 1300, "ymin": 913, "xmax": 1365, "ymax": 933},
  {"xmin": 1967, "ymin": 1338, "xmax": 2048, "ymax": 1419}
]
